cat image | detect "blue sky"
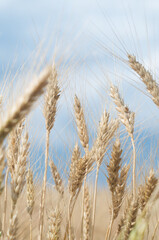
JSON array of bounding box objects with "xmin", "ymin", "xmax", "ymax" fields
[{"xmin": 1, "ymin": 0, "xmax": 159, "ymax": 183}]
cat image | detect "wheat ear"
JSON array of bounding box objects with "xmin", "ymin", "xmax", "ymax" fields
[
  {"xmin": 64, "ymin": 144, "xmax": 86, "ymax": 240},
  {"xmin": 110, "ymin": 85, "xmax": 136, "ymax": 199},
  {"xmin": 39, "ymin": 64, "xmax": 60, "ymax": 240},
  {"xmin": 49, "ymin": 160, "xmax": 64, "ymax": 198},
  {"xmin": 7, "ymin": 129, "xmax": 29, "ymax": 240},
  {"xmin": 117, "ymin": 199, "xmax": 138, "ymax": 240},
  {"xmin": 128, "ymin": 54, "xmax": 159, "ymax": 107},
  {"xmin": 74, "ymin": 95, "xmax": 89, "ymax": 151},
  {"xmin": 106, "ymin": 139, "xmax": 129, "ymax": 240},
  {"xmin": 47, "ymin": 207, "xmax": 61, "ymax": 240},
  {"xmin": 0, "ymin": 67, "xmax": 51, "ymax": 145},
  {"xmin": 138, "ymin": 169, "xmax": 158, "ymax": 211},
  {"xmin": 10, "ymin": 131, "xmax": 30, "ymax": 208},
  {"xmin": 74, "ymin": 95, "xmax": 90, "ymax": 238},
  {"xmin": 68, "ymin": 144, "xmax": 87, "ymax": 196}
]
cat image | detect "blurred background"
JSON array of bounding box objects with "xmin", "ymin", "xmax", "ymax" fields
[{"xmin": 1, "ymin": 0, "xmax": 159, "ymax": 183}]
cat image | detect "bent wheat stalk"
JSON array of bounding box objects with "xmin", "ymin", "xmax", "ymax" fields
[{"xmin": 0, "ymin": 67, "xmax": 51, "ymax": 145}]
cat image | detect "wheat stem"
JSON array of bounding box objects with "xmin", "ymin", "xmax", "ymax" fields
[
  {"xmin": 30, "ymin": 217, "xmax": 32, "ymax": 240},
  {"xmin": 92, "ymin": 163, "xmax": 99, "ymax": 240},
  {"xmin": 105, "ymin": 209, "xmax": 114, "ymax": 240},
  {"xmin": 130, "ymin": 136, "xmax": 136, "ymax": 200},
  {"xmin": 152, "ymin": 218, "xmax": 159, "ymax": 240}
]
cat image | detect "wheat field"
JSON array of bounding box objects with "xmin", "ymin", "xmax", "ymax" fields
[
  {"xmin": 0, "ymin": 52, "xmax": 159, "ymax": 240},
  {"xmin": 1, "ymin": 2, "xmax": 159, "ymax": 240}
]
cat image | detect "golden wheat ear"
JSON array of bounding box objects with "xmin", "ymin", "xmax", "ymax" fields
[
  {"xmin": 106, "ymin": 138, "xmax": 129, "ymax": 240},
  {"xmin": 117, "ymin": 198, "xmax": 138, "ymax": 240},
  {"xmin": 47, "ymin": 207, "xmax": 62, "ymax": 240},
  {"xmin": 128, "ymin": 54, "xmax": 159, "ymax": 107},
  {"xmin": 74, "ymin": 95, "xmax": 89, "ymax": 151},
  {"xmin": 138, "ymin": 168, "xmax": 158, "ymax": 211},
  {"xmin": 49, "ymin": 160, "xmax": 64, "ymax": 198}
]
